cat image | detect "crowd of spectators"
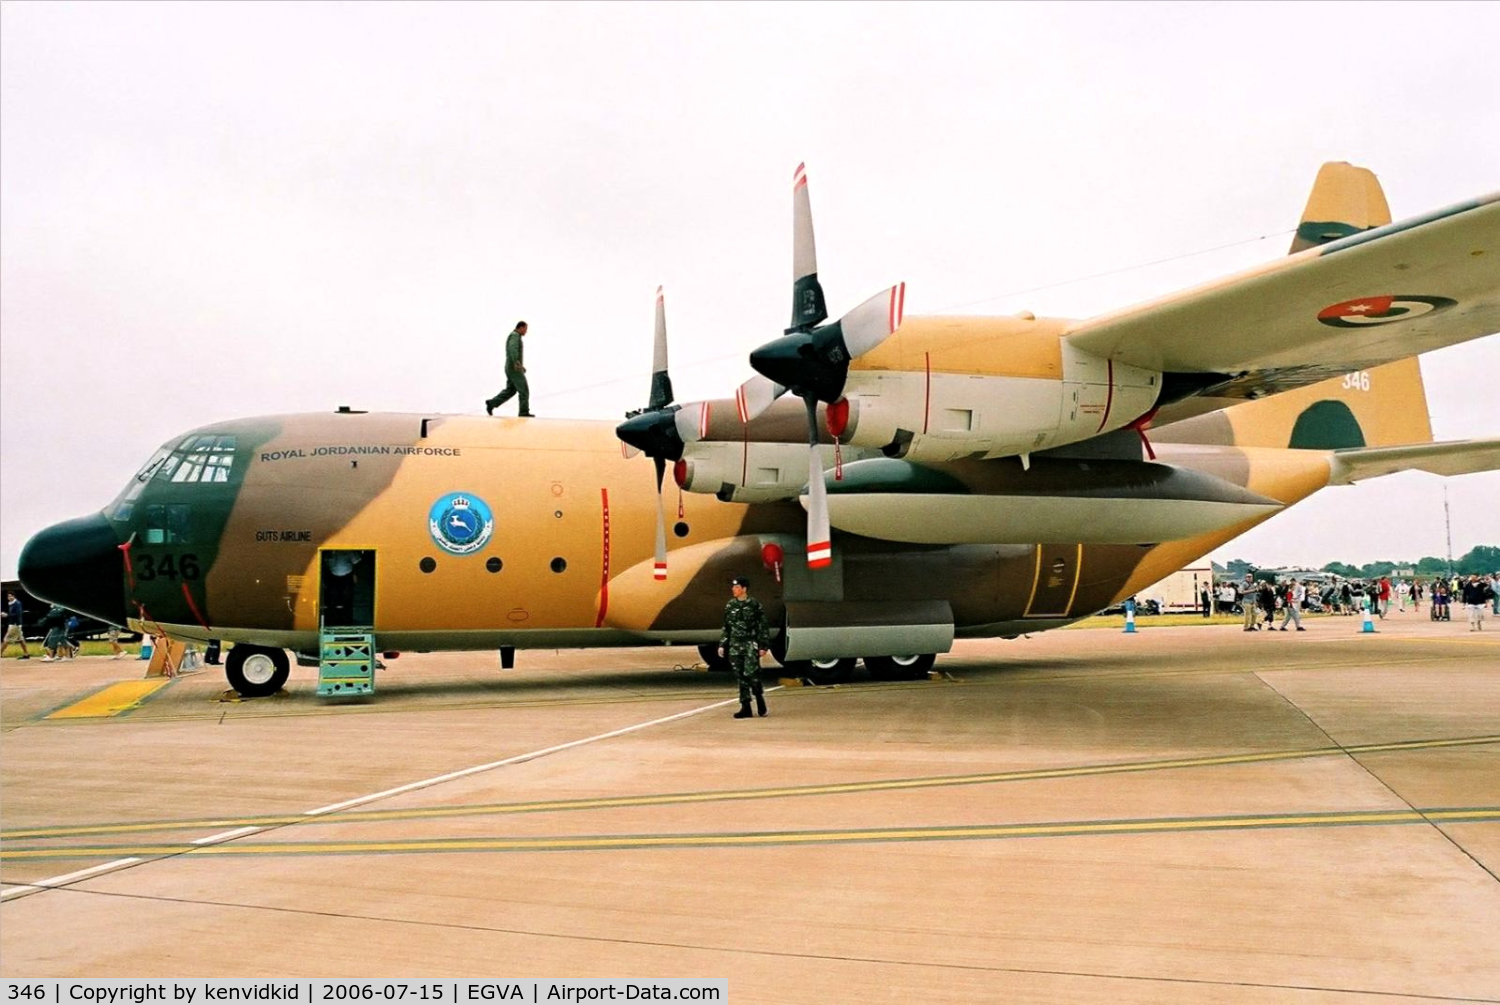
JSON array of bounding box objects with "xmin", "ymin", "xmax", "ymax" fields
[{"xmin": 1214, "ymin": 572, "xmax": 1498, "ymax": 632}]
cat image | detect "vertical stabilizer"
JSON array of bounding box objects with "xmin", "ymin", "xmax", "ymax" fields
[
  {"xmin": 1155, "ymin": 356, "xmax": 1435, "ymax": 450},
  {"xmin": 1158, "ymin": 163, "xmax": 1433, "ymax": 451},
  {"xmin": 1289, "ymin": 162, "xmax": 1391, "ymax": 254}
]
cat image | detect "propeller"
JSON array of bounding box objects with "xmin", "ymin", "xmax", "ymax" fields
[
  {"xmin": 735, "ymin": 373, "xmax": 787, "ymax": 425},
  {"xmin": 748, "ymin": 163, "xmax": 905, "ymax": 568},
  {"xmin": 614, "ymin": 287, "xmax": 679, "ymax": 580},
  {"xmin": 672, "ymin": 373, "xmax": 788, "ymax": 446}
]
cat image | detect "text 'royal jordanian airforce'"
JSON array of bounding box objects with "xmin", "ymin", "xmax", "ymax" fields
[{"xmin": 19, "ymin": 163, "xmax": 1500, "ymax": 697}]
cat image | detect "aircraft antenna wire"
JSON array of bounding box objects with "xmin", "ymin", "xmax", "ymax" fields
[
  {"xmin": 538, "ymin": 228, "xmax": 1294, "ymax": 406},
  {"xmin": 931, "ymin": 228, "xmax": 1296, "ymax": 314}
]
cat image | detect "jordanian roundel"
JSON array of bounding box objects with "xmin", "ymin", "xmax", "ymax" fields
[{"xmin": 1316, "ymin": 295, "xmax": 1456, "ymax": 328}]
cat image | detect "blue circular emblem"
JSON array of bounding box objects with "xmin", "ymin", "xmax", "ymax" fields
[{"xmin": 428, "ymin": 492, "xmax": 495, "ymax": 556}]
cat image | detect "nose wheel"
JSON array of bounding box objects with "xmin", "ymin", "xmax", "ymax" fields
[{"xmin": 225, "ymin": 644, "xmax": 290, "ymax": 697}]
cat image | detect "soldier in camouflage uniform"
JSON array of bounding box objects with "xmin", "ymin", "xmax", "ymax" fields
[
  {"xmin": 485, "ymin": 321, "xmax": 533, "ymax": 417},
  {"xmin": 719, "ymin": 576, "xmax": 770, "ymax": 719}
]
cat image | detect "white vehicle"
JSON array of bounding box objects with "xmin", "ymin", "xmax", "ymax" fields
[{"xmin": 1137, "ymin": 565, "xmax": 1217, "ymax": 614}]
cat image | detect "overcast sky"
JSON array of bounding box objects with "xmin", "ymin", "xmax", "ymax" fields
[{"xmin": 2, "ymin": 1, "xmax": 1497, "ymax": 581}]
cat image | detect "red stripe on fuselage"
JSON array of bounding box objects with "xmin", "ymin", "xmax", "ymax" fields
[
  {"xmin": 923, "ymin": 352, "xmax": 931, "ymax": 434},
  {"xmin": 181, "ymin": 581, "xmax": 211, "ymax": 631},
  {"xmin": 595, "ymin": 488, "xmax": 611, "ymax": 628}
]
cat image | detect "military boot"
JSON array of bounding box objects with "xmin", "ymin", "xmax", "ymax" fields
[
  {"xmin": 754, "ymin": 688, "xmax": 768, "ymax": 717},
  {"xmin": 733, "ymin": 701, "xmax": 753, "ymax": 719}
]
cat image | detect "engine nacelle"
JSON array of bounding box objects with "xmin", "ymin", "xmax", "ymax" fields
[
  {"xmin": 676, "ymin": 441, "xmax": 875, "ymax": 503},
  {"xmin": 842, "ymin": 343, "xmax": 1160, "ymax": 461}
]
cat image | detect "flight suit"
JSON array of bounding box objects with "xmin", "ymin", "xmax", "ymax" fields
[
  {"xmin": 486, "ymin": 328, "xmax": 530, "ymax": 416},
  {"xmin": 720, "ymin": 596, "xmax": 771, "ymax": 716}
]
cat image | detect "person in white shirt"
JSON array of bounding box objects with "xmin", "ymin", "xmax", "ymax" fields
[
  {"xmin": 1217, "ymin": 582, "xmax": 1236, "ymax": 615},
  {"xmin": 1278, "ymin": 581, "xmax": 1306, "ymax": 631}
]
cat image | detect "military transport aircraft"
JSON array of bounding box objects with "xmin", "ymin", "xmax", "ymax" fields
[{"xmin": 18, "ymin": 162, "xmax": 1500, "ymax": 697}]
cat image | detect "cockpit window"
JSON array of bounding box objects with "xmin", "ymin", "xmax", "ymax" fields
[
  {"xmin": 132, "ymin": 448, "xmax": 172, "ymax": 484},
  {"xmin": 113, "ymin": 448, "xmax": 169, "ymax": 519},
  {"xmin": 112, "ymin": 434, "xmax": 239, "ymax": 522},
  {"xmin": 168, "ymin": 435, "xmax": 236, "ymax": 483}
]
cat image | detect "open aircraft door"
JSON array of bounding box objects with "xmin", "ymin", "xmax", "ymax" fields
[{"xmin": 319, "ymin": 549, "xmax": 376, "ymax": 629}]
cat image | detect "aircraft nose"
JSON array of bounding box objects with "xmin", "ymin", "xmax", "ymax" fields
[{"xmin": 18, "ymin": 513, "xmax": 127, "ymax": 626}]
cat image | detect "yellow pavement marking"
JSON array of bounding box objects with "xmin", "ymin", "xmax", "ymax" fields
[
  {"xmin": 5, "ymin": 807, "xmax": 1497, "ymax": 860},
  {"xmin": 45, "ymin": 680, "xmax": 172, "ymax": 720},
  {"xmin": 7, "ymin": 733, "xmax": 1496, "ymax": 841}
]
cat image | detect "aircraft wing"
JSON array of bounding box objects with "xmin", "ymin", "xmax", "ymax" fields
[
  {"xmin": 1066, "ymin": 195, "xmax": 1500, "ymax": 424},
  {"xmin": 1327, "ymin": 437, "xmax": 1500, "ymax": 485}
]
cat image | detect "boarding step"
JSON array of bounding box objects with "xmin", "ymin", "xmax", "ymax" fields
[{"xmin": 317, "ymin": 628, "xmax": 375, "ymax": 697}]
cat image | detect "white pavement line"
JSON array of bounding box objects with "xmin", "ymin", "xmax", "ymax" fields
[
  {"xmin": 4, "ymin": 690, "xmax": 771, "ymax": 899},
  {"xmin": 0, "ymin": 858, "xmax": 142, "ymax": 900},
  {"xmin": 192, "ymin": 826, "xmax": 264, "ymax": 845},
  {"xmin": 304, "ymin": 692, "xmax": 762, "ymax": 817}
]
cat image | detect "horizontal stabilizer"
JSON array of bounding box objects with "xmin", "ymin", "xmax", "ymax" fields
[{"xmin": 1328, "ymin": 437, "xmax": 1500, "ymax": 485}]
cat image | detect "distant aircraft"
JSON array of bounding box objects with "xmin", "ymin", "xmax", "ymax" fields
[{"xmin": 19, "ymin": 163, "xmax": 1500, "ymax": 697}]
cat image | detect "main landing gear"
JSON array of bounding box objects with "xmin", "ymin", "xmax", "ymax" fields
[
  {"xmin": 699, "ymin": 642, "xmax": 936, "ymax": 685},
  {"xmin": 863, "ymin": 653, "xmax": 937, "ymax": 680},
  {"xmin": 786, "ymin": 654, "xmax": 934, "ymax": 684}
]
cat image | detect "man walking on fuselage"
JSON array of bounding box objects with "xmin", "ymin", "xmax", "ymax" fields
[{"xmin": 485, "ymin": 321, "xmax": 533, "ymax": 417}]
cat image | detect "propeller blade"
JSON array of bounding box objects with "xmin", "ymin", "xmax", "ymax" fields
[
  {"xmin": 616, "ymin": 286, "xmax": 678, "ymax": 461},
  {"xmin": 648, "ymin": 286, "xmax": 674, "ymax": 410},
  {"xmin": 791, "ymin": 163, "xmax": 828, "ymax": 332},
  {"xmin": 735, "ymin": 374, "xmax": 788, "ymax": 424},
  {"xmin": 653, "ymin": 455, "xmax": 668, "ymax": 580},
  {"xmin": 803, "ymin": 395, "xmax": 832, "ymax": 569},
  {"xmin": 838, "ymin": 282, "xmax": 906, "ymax": 358},
  {"xmin": 674, "ymin": 401, "xmax": 711, "ymax": 444}
]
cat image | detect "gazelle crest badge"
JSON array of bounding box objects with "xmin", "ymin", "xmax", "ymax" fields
[{"xmin": 428, "ymin": 492, "xmax": 495, "ymax": 556}]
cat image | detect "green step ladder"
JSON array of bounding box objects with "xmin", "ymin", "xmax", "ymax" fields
[{"xmin": 317, "ymin": 628, "xmax": 376, "ymax": 697}]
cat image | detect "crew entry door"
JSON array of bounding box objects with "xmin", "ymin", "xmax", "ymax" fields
[{"xmin": 320, "ymin": 550, "xmax": 375, "ymax": 629}]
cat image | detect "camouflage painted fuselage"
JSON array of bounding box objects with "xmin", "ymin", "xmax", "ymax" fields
[{"xmin": 83, "ymin": 399, "xmax": 1353, "ymax": 657}]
